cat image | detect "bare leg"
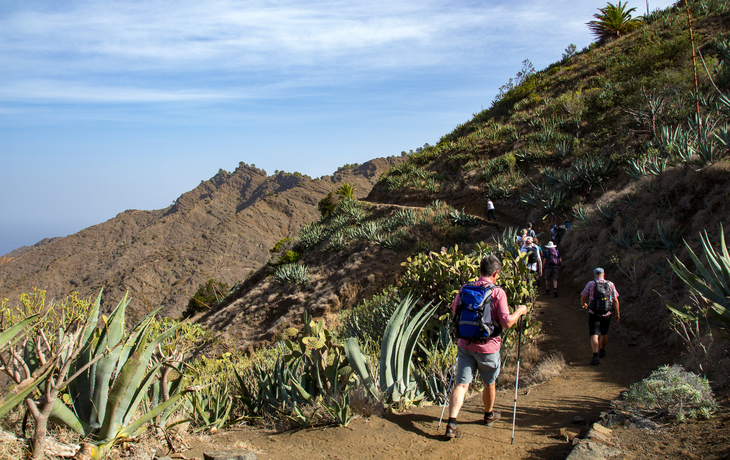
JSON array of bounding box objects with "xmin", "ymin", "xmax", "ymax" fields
[
  {"xmin": 590, "ymin": 335, "xmax": 600, "ymax": 353},
  {"xmin": 448, "ymin": 383, "xmax": 470, "ymax": 419},
  {"xmin": 481, "ymin": 383, "xmax": 496, "ymax": 413},
  {"xmin": 600, "ymin": 335, "xmax": 608, "ymax": 350}
]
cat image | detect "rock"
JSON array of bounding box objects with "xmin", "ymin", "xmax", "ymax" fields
[
  {"xmin": 566, "ymin": 440, "xmax": 623, "ymax": 459},
  {"xmin": 559, "ymin": 427, "xmax": 582, "ymax": 441},
  {"xmin": 572, "ymin": 415, "xmax": 586, "ymax": 424},
  {"xmin": 591, "ymin": 423, "xmax": 612, "ymax": 435},
  {"xmin": 566, "ymin": 422, "xmax": 624, "ymax": 459},
  {"xmin": 203, "ymin": 450, "xmax": 258, "ymax": 460}
]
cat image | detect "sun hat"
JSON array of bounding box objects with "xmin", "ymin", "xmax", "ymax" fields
[
  {"xmin": 594, "ymin": 267, "xmax": 604, "ymax": 275},
  {"xmin": 545, "ymin": 241, "xmax": 556, "ymax": 248},
  {"xmin": 525, "ymin": 236, "xmax": 533, "ymax": 243}
]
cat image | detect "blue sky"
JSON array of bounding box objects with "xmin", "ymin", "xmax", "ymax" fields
[{"xmin": 0, "ymin": 0, "xmax": 675, "ymax": 256}]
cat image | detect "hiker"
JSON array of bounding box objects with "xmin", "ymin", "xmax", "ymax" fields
[
  {"xmin": 550, "ymin": 223, "xmax": 557, "ymax": 241},
  {"xmin": 521, "ymin": 237, "xmax": 542, "ymax": 283},
  {"xmin": 581, "ymin": 268, "xmax": 620, "ymax": 365},
  {"xmin": 543, "ymin": 241, "xmax": 562, "ymax": 297},
  {"xmin": 517, "ymin": 229, "xmax": 528, "ymax": 247},
  {"xmin": 445, "ymin": 255, "xmax": 528, "ymax": 439},
  {"xmin": 526, "ymin": 222, "xmax": 536, "ymax": 239},
  {"xmin": 486, "ymin": 197, "xmax": 496, "ymax": 221},
  {"xmin": 554, "ymin": 223, "xmax": 567, "ymax": 248},
  {"xmin": 564, "ymin": 221, "xmax": 571, "ymax": 230}
]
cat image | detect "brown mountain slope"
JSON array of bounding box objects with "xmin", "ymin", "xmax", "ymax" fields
[{"xmin": 0, "ymin": 158, "xmax": 402, "ymax": 319}]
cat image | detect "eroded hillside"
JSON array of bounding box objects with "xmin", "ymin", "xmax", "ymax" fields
[{"xmin": 0, "ymin": 158, "xmax": 402, "ymax": 319}]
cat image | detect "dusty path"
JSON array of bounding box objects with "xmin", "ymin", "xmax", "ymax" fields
[{"xmin": 183, "ymin": 281, "xmax": 667, "ymax": 459}]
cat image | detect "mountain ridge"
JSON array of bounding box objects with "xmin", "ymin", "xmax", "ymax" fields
[{"xmin": 0, "ymin": 158, "xmax": 403, "ymax": 319}]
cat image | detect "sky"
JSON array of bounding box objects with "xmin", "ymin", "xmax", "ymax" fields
[{"xmin": 0, "ymin": 0, "xmax": 676, "ymax": 256}]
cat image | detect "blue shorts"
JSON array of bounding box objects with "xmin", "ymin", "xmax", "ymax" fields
[{"xmin": 455, "ymin": 347, "xmax": 501, "ymax": 385}]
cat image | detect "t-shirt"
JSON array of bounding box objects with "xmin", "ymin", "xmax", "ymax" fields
[
  {"xmin": 521, "ymin": 244, "xmax": 541, "ymax": 272},
  {"xmin": 581, "ymin": 279, "xmax": 619, "ymax": 317},
  {"xmin": 451, "ymin": 277, "xmax": 511, "ymax": 354},
  {"xmin": 487, "ymin": 200, "xmax": 495, "ymax": 210}
]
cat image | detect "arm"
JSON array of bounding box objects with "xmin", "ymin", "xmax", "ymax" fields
[
  {"xmin": 581, "ymin": 295, "xmax": 589, "ymax": 309},
  {"xmin": 613, "ymin": 299, "xmax": 620, "ymax": 322},
  {"xmin": 500, "ymin": 304, "xmax": 527, "ymax": 329}
]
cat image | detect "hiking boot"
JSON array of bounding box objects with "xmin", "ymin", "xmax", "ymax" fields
[
  {"xmin": 544, "ymin": 290, "xmax": 550, "ymax": 295},
  {"xmin": 599, "ymin": 349, "xmax": 606, "ymax": 358},
  {"xmin": 484, "ymin": 410, "xmax": 501, "ymax": 427},
  {"xmin": 554, "ymin": 291, "xmax": 558, "ymax": 298},
  {"xmin": 590, "ymin": 355, "xmax": 600, "ymax": 365},
  {"xmin": 445, "ymin": 423, "xmax": 462, "ymax": 439}
]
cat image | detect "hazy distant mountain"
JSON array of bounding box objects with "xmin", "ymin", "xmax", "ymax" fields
[{"xmin": 0, "ymin": 158, "xmax": 402, "ymax": 319}]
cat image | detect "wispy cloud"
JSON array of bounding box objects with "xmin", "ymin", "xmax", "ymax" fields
[{"xmin": 1, "ymin": 0, "xmax": 629, "ymax": 105}]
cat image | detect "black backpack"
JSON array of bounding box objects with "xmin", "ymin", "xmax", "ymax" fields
[
  {"xmin": 454, "ymin": 283, "xmax": 503, "ymax": 343},
  {"xmin": 554, "ymin": 226, "xmax": 567, "ymax": 246},
  {"xmin": 591, "ymin": 281, "xmax": 613, "ymax": 315},
  {"xmin": 526, "ymin": 246, "xmax": 539, "ymax": 265}
]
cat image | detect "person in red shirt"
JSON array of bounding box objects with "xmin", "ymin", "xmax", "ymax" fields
[{"xmin": 445, "ymin": 255, "xmax": 528, "ymax": 439}]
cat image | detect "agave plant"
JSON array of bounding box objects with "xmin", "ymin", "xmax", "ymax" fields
[
  {"xmin": 273, "ymin": 263, "xmax": 310, "ymax": 286},
  {"xmin": 609, "ymin": 225, "xmax": 633, "ymax": 249},
  {"xmin": 344, "ymin": 295, "xmax": 438, "ymax": 405},
  {"xmin": 35, "ymin": 293, "xmax": 191, "ymax": 459},
  {"xmin": 297, "ymin": 223, "xmax": 324, "ymax": 249}
]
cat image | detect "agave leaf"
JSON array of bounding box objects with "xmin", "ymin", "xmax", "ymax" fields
[
  {"xmin": 90, "ymin": 293, "xmax": 129, "ymax": 427},
  {"xmin": 0, "ymin": 366, "xmax": 51, "ymax": 419},
  {"xmin": 49, "ymin": 398, "xmax": 87, "ymax": 436},
  {"xmin": 97, "ymin": 323, "xmax": 180, "ymax": 441},
  {"xmin": 380, "ymin": 296, "xmax": 410, "ymax": 391},
  {"xmin": 0, "ymin": 314, "xmax": 39, "ymax": 354},
  {"xmin": 114, "ymin": 388, "xmax": 191, "ymax": 441},
  {"xmin": 343, "ymin": 338, "xmax": 379, "ymax": 399}
]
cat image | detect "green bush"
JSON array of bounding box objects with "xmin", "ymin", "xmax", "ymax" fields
[
  {"xmin": 182, "ymin": 278, "xmax": 231, "ymax": 318},
  {"xmin": 620, "ymin": 365, "xmax": 717, "ymax": 422}
]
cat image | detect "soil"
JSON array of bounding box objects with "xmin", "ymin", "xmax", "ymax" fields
[{"xmin": 179, "ymin": 274, "xmax": 702, "ymax": 460}]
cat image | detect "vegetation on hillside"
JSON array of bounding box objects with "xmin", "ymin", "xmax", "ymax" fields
[{"xmin": 4, "ymin": 2, "xmax": 730, "ymax": 458}]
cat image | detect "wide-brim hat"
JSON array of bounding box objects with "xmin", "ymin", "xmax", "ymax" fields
[{"xmin": 545, "ymin": 241, "xmax": 556, "ymax": 248}]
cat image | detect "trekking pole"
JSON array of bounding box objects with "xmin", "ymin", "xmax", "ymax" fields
[
  {"xmin": 438, "ymin": 356, "xmax": 459, "ymax": 430},
  {"xmin": 511, "ymin": 273, "xmax": 533, "ymax": 444}
]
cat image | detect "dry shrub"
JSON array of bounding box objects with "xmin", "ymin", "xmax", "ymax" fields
[
  {"xmin": 498, "ymin": 340, "xmax": 542, "ymax": 390},
  {"xmin": 0, "ymin": 432, "xmax": 29, "ymax": 460},
  {"xmin": 348, "ymin": 385, "xmax": 386, "ymax": 418},
  {"xmin": 524, "ymin": 353, "xmax": 566, "ymax": 387}
]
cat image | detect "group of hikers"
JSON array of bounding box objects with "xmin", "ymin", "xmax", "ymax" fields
[{"xmin": 444, "ymin": 215, "xmax": 620, "ymax": 439}]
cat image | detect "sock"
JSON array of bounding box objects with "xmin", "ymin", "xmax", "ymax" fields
[
  {"xmin": 448, "ymin": 417, "xmax": 457, "ymax": 426},
  {"xmin": 485, "ymin": 411, "xmax": 494, "ymax": 419}
]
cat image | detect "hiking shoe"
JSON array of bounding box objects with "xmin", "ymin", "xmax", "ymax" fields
[
  {"xmin": 544, "ymin": 290, "xmax": 550, "ymax": 295},
  {"xmin": 590, "ymin": 355, "xmax": 600, "ymax": 365},
  {"xmin": 554, "ymin": 291, "xmax": 558, "ymax": 298},
  {"xmin": 445, "ymin": 423, "xmax": 462, "ymax": 439},
  {"xmin": 599, "ymin": 349, "xmax": 606, "ymax": 358},
  {"xmin": 484, "ymin": 410, "xmax": 501, "ymax": 427}
]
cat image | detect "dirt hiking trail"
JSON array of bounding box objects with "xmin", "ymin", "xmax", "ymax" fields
[{"xmin": 184, "ymin": 285, "xmax": 668, "ymax": 459}]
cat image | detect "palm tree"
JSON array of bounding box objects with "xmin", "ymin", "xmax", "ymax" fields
[
  {"xmin": 588, "ymin": 1, "xmax": 643, "ymax": 43},
  {"xmin": 335, "ymin": 183, "xmax": 355, "ymax": 200}
]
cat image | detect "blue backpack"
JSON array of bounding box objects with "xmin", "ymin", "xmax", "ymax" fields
[{"xmin": 454, "ymin": 283, "xmax": 503, "ymax": 343}]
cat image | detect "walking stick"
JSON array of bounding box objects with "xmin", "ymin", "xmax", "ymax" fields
[
  {"xmin": 438, "ymin": 357, "xmax": 459, "ymax": 430},
  {"xmin": 511, "ymin": 273, "xmax": 533, "ymax": 444}
]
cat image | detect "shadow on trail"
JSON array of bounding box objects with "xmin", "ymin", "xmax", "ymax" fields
[{"xmin": 384, "ymin": 411, "xmax": 449, "ymax": 441}]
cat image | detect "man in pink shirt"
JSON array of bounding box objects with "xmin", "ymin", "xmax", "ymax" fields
[{"xmin": 445, "ymin": 255, "xmax": 528, "ymax": 439}]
